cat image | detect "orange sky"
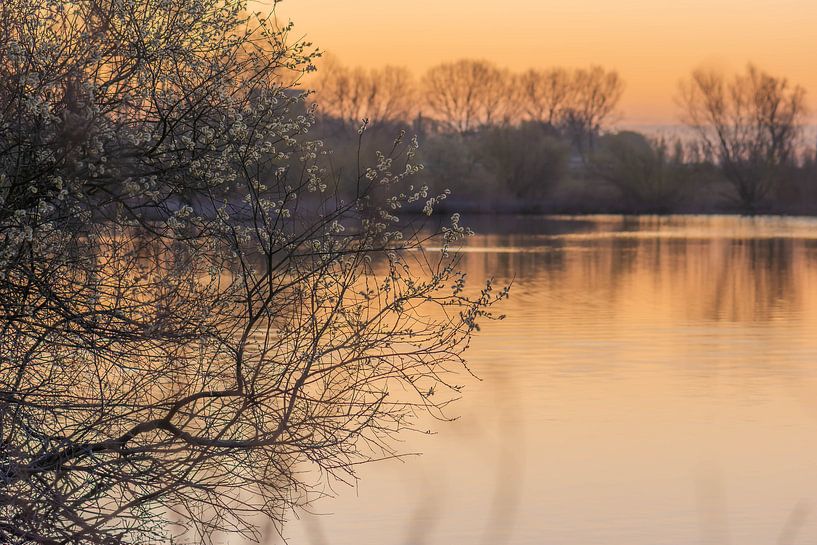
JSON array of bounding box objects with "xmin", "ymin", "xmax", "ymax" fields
[{"xmin": 274, "ymin": 0, "xmax": 817, "ymax": 124}]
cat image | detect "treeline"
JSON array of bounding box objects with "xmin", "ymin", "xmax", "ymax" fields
[
  {"xmin": 310, "ymin": 60, "xmax": 817, "ymax": 215},
  {"xmin": 313, "ymin": 58, "xmax": 622, "ymax": 153}
]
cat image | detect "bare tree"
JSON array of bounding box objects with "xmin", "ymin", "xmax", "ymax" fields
[
  {"xmin": 421, "ymin": 60, "xmax": 517, "ymax": 133},
  {"xmin": 311, "ymin": 57, "xmax": 371, "ymax": 123},
  {"xmin": 312, "ymin": 57, "xmax": 416, "ymax": 125},
  {"xmin": 366, "ymin": 65, "xmax": 417, "ymax": 123},
  {"xmin": 678, "ymin": 64, "xmax": 807, "ymax": 211},
  {"xmin": 0, "ymin": 1, "xmax": 503, "ymax": 544},
  {"xmin": 518, "ymin": 68, "xmax": 575, "ymax": 126},
  {"xmin": 563, "ymin": 66, "xmax": 624, "ymax": 154}
]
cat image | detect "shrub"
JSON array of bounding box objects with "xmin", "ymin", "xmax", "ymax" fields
[{"xmin": 591, "ymin": 131, "xmax": 687, "ymax": 212}]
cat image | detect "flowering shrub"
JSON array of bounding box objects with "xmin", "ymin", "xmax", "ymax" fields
[{"xmin": 0, "ymin": 1, "xmax": 505, "ymax": 543}]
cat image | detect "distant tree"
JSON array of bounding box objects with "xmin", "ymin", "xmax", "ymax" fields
[
  {"xmin": 311, "ymin": 57, "xmax": 370, "ymax": 123},
  {"xmin": 313, "ymin": 57, "xmax": 416, "ymax": 125},
  {"xmin": 366, "ymin": 65, "xmax": 417, "ymax": 123},
  {"xmin": 678, "ymin": 64, "xmax": 807, "ymax": 211},
  {"xmin": 591, "ymin": 132, "xmax": 687, "ymax": 211},
  {"xmin": 563, "ymin": 66, "xmax": 624, "ymax": 155},
  {"xmin": 518, "ymin": 68, "xmax": 574, "ymax": 126},
  {"xmin": 421, "ymin": 60, "xmax": 517, "ymax": 133},
  {"xmin": 0, "ymin": 1, "xmax": 503, "ymax": 543},
  {"xmin": 477, "ymin": 124, "xmax": 569, "ymax": 200}
]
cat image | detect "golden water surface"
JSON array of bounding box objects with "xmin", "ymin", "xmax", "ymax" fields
[{"xmin": 277, "ymin": 215, "xmax": 817, "ymax": 545}]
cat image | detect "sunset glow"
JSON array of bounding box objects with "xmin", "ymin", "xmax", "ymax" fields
[{"xmin": 277, "ymin": 0, "xmax": 817, "ymax": 123}]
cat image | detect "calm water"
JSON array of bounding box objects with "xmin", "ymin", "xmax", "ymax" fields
[{"xmin": 276, "ymin": 215, "xmax": 817, "ymax": 545}]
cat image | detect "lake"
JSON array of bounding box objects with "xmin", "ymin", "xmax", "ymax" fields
[{"xmin": 274, "ymin": 215, "xmax": 817, "ymax": 545}]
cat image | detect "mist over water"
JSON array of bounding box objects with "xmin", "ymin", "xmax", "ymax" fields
[
  {"xmin": 273, "ymin": 215, "xmax": 817, "ymax": 545},
  {"xmin": 620, "ymin": 124, "xmax": 817, "ymax": 153}
]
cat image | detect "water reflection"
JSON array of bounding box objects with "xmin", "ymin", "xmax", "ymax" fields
[{"xmin": 273, "ymin": 215, "xmax": 817, "ymax": 545}]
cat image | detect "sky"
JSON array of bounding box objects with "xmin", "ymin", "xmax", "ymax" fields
[{"xmin": 274, "ymin": 0, "xmax": 817, "ymax": 124}]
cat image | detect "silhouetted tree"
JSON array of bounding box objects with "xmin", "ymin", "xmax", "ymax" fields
[
  {"xmin": 518, "ymin": 68, "xmax": 575, "ymax": 126},
  {"xmin": 678, "ymin": 64, "xmax": 807, "ymax": 211},
  {"xmin": 591, "ymin": 132, "xmax": 687, "ymax": 211},
  {"xmin": 563, "ymin": 66, "xmax": 624, "ymax": 155},
  {"xmin": 477, "ymin": 124, "xmax": 569, "ymax": 200},
  {"xmin": 312, "ymin": 56, "xmax": 416, "ymax": 125},
  {"xmin": 421, "ymin": 60, "xmax": 517, "ymax": 133}
]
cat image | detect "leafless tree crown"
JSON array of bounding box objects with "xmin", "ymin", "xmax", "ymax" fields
[{"xmin": 679, "ymin": 64, "xmax": 807, "ymax": 209}]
